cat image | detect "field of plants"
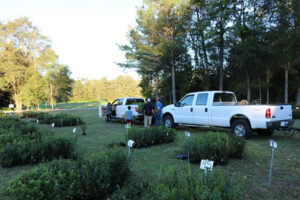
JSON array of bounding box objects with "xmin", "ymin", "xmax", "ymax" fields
[{"xmin": 0, "ymin": 109, "xmax": 299, "ymax": 200}]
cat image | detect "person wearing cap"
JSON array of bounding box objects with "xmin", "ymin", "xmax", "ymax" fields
[
  {"xmin": 142, "ymin": 98, "xmax": 154, "ymax": 127},
  {"xmin": 155, "ymin": 97, "xmax": 163, "ymax": 126}
]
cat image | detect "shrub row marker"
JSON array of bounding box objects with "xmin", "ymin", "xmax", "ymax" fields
[
  {"xmin": 185, "ymin": 131, "xmax": 191, "ymax": 164},
  {"xmin": 268, "ymin": 140, "xmax": 277, "ymax": 187},
  {"xmin": 200, "ymin": 159, "xmax": 214, "ymax": 175}
]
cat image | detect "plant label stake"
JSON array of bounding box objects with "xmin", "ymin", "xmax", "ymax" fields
[
  {"xmin": 36, "ymin": 119, "xmax": 39, "ymax": 124},
  {"xmin": 51, "ymin": 123, "xmax": 55, "ymax": 133},
  {"xmin": 200, "ymin": 159, "xmax": 214, "ymax": 175},
  {"xmin": 73, "ymin": 128, "xmax": 77, "ymax": 134},
  {"xmin": 61, "ymin": 116, "xmax": 63, "ymax": 127},
  {"xmin": 127, "ymin": 140, "xmax": 134, "ymax": 158},
  {"xmin": 268, "ymin": 140, "xmax": 277, "ymax": 187},
  {"xmin": 29, "ymin": 118, "xmax": 31, "ymax": 123},
  {"xmin": 185, "ymin": 131, "xmax": 191, "ymax": 164},
  {"xmin": 77, "ymin": 118, "xmax": 79, "ymax": 126}
]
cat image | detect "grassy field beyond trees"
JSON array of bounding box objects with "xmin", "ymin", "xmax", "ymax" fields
[{"xmin": 0, "ymin": 109, "xmax": 299, "ymax": 200}]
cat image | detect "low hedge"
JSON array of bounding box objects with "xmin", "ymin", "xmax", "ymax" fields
[
  {"xmin": 5, "ymin": 149, "xmax": 130, "ymax": 200},
  {"xmin": 37, "ymin": 112, "xmax": 85, "ymax": 126},
  {"xmin": 127, "ymin": 126, "xmax": 176, "ymax": 147},
  {"xmin": 110, "ymin": 169, "xmax": 244, "ymax": 200},
  {"xmin": 293, "ymin": 108, "xmax": 300, "ymax": 119},
  {"xmin": 22, "ymin": 111, "xmax": 41, "ymax": 119},
  {"xmin": 183, "ymin": 132, "xmax": 245, "ymax": 164},
  {"xmin": 0, "ymin": 136, "xmax": 74, "ymax": 168}
]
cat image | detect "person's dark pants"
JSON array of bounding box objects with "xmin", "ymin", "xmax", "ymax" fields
[
  {"xmin": 155, "ymin": 111, "xmax": 162, "ymax": 126},
  {"xmin": 106, "ymin": 114, "xmax": 111, "ymax": 123}
]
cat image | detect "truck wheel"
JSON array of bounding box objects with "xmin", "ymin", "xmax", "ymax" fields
[
  {"xmin": 231, "ymin": 119, "xmax": 252, "ymax": 139},
  {"xmin": 257, "ymin": 129, "xmax": 274, "ymax": 136},
  {"xmin": 163, "ymin": 115, "xmax": 174, "ymax": 128}
]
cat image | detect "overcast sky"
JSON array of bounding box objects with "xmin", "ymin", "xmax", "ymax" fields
[{"xmin": 0, "ymin": 0, "xmax": 142, "ymax": 80}]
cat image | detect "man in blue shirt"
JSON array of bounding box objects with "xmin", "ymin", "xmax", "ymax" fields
[{"xmin": 155, "ymin": 97, "xmax": 163, "ymax": 126}]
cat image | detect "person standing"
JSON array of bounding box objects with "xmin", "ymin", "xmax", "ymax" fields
[
  {"xmin": 143, "ymin": 98, "xmax": 154, "ymax": 128},
  {"xmin": 155, "ymin": 97, "xmax": 163, "ymax": 126},
  {"xmin": 124, "ymin": 106, "xmax": 134, "ymax": 128},
  {"xmin": 106, "ymin": 102, "xmax": 112, "ymax": 124}
]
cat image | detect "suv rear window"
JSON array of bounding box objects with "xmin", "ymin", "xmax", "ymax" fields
[{"xmin": 126, "ymin": 98, "xmax": 145, "ymax": 105}]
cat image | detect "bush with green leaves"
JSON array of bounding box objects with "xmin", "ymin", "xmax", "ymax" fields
[
  {"xmin": 5, "ymin": 149, "xmax": 130, "ymax": 200},
  {"xmin": 37, "ymin": 112, "xmax": 85, "ymax": 126},
  {"xmin": 293, "ymin": 107, "xmax": 300, "ymax": 119},
  {"xmin": 0, "ymin": 136, "xmax": 74, "ymax": 168},
  {"xmin": 110, "ymin": 168, "xmax": 244, "ymax": 200},
  {"xmin": 22, "ymin": 111, "xmax": 41, "ymax": 119},
  {"xmin": 127, "ymin": 126, "xmax": 176, "ymax": 147},
  {"xmin": 183, "ymin": 132, "xmax": 245, "ymax": 164}
]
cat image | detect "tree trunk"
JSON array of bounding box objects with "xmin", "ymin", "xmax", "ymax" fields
[
  {"xmin": 155, "ymin": 73, "xmax": 159, "ymax": 98},
  {"xmin": 266, "ymin": 69, "xmax": 270, "ymax": 104},
  {"xmin": 258, "ymin": 74, "xmax": 262, "ymax": 104},
  {"xmin": 244, "ymin": 64, "xmax": 251, "ymax": 103},
  {"xmin": 50, "ymin": 82, "xmax": 54, "ymax": 109},
  {"xmin": 15, "ymin": 97, "xmax": 22, "ymax": 111},
  {"xmin": 171, "ymin": 51, "xmax": 176, "ymax": 103},
  {"xmin": 296, "ymin": 87, "xmax": 300, "ymax": 105},
  {"xmin": 219, "ymin": 31, "xmax": 224, "ymax": 91},
  {"xmin": 284, "ymin": 68, "xmax": 288, "ymax": 104}
]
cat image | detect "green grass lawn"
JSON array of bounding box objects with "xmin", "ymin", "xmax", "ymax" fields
[{"xmin": 1, "ymin": 109, "xmax": 300, "ymax": 200}]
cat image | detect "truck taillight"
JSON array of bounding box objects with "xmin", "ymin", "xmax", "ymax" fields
[{"xmin": 266, "ymin": 108, "xmax": 271, "ymax": 118}]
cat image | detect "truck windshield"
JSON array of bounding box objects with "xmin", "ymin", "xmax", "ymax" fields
[{"xmin": 213, "ymin": 93, "xmax": 237, "ymax": 105}]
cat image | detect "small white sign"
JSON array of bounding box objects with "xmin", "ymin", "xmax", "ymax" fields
[
  {"xmin": 200, "ymin": 159, "xmax": 214, "ymax": 171},
  {"xmin": 166, "ymin": 132, "xmax": 168, "ymax": 136},
  {"xmin": 73, "ymin": 128, "xmax": 77, "ymax": 134},
  {"xmin": 128, "ymin": 140, "xmax": 135, "ymax": 148},
  {"xmin": 51, "ymin": 123, "xmax": 55, "ymax": 128},
  {"xmin": 125, "ymin": 124, "xmax": 129, "ymax": 129},
  {"xmin": 270, "ymin": 140, "xmax": 277, "ymax": 148},
  {"xmin": 36, "ymin": 120, "xmax": 39, "ymax": 124},
  {"xmin": 9, "ymin": 104, "xmax": 14, "ymax": 108},
  {"xmin": 185, "ymin": 131, "xmax": 190, "ymax": 137},
  {"xmin": 296, "ymin": 107, "xmax": 299, "ymax": 110}
]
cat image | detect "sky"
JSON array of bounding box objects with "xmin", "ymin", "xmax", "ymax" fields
[{"xmin": 0, "ymin": 0, "xmax": 143, "ymax": 80}]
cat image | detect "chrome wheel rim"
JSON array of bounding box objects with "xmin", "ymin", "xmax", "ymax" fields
[
  {"xmin": 164, "ymin": 119, "xmax": 172, "ymax": 128},
  {"xmin": 234, "ymin": 124, "xmax": 246, "ymax": 137}
]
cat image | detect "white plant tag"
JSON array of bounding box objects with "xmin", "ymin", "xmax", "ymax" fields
[
  {"xmin": 51, "ymin": 123, "xmax": 55, "ymax": 128},
  {"xmin": 166, "ymin": 132, "xmax": 168, "ymax": 136},
  {"xmin": 128, "ymin": 140, "xmax": 134, "ymax": 148},
  {"xmin": 270, "ymin": 140, "xmax": 277, "ymax": 148},
  {"xmin": 125, "ymin": 124, "xmax": 129, "ymax": 129},
  {"xmin": 36, "ymin": 120, "xmax": 39, "ymax": 124},
  {"xmin": 185, "ymin": 131, "xmax": 190, "ymax": 137},
  {"xmin": 200, "ymin": 159, "xmax": 214, "ymax": 171},
  {"xmin": 73, "ymin": 128, "xmax": 77, "ymax": 134}
]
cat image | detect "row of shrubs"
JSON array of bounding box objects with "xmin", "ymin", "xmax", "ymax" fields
[
  {"xmin": 0, "ymin": 136, "xmax": 75, "ymax": 168},
  {"xmin": 127, "ymin": 126, "xmax": 176, "ymax": 147},
  {"xmin": 110, "ymin": 168, "xmax": 244, "ymax": 200},
  {"xmin": 0, "ymin": 117, "xmax": 39, "ymax": 135},
  {"xmin": 182, "ymin": 132, "xmax": 245, "ymax": 164},
  {"xmin": 21, "ymin": 111, "xmax": 85, "ymax": 126},
  {"xmin": 5, "ymin": 149, "xmax": 130, "ymax": 200}
]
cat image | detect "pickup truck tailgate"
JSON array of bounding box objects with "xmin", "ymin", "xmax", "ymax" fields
[{"xmin": 270, "ymin": 105, "xmax": 292, "ymax": 121}]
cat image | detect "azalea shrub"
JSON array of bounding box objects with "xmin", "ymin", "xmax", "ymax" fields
[
  {"xmin": 5, "ymin": 149, "xmax": 130, "ymax": 200},
  {"xmin": 183, "ymin": 131, "xmax": 245, "ymax": 164},
  {"xmin": 127, "ymin": 126, "xmax": 176, "ymax": 147},
  {"xmin": 37, "ymin": 112, "xmax": 85, "ymax": 126}
]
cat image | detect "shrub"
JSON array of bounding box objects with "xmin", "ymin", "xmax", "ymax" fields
[
  {"xmin": 293, "ymin": 107, "xmax": 300, "ymax": 119},
  {"xmin": 183, "ymin": 132, "xmax": 245, "ymax": 164},
  {"xmin": 37, "ymin": 112, "xmax": 85, "ymax": 126},
  {"xmin": 0, "ymin": 136, "xmax": 74, "ymax": 168},
  {"xmin": 22, "ymin": 111, "xmax": 41, "ymax": 119},
  {"xmin": 127, "ymin": 126, "xmax": 176, "ymax": 147},
  {"xmin": 110, "ymin": 168, "xmax": 244, "ymax": 200},
  {"xmin": 6, "ymin": 149, "xmax": 130, "ymax": 200}
]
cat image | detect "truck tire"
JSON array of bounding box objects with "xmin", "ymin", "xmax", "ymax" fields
[
  {"xmin": 231, "ymin": 119, "xmax": 252, "ymax": 139},
  {"xmin": 257, "ymin": 129, "xmax": 274, "ymax": 136},
  {"xmin": 163, "ymin": 115, "xmax": 174, "ymax": 128}
]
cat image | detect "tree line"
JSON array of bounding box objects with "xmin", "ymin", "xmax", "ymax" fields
[
  {"xmin": 119, "ymin": 0, "xmax": 300, "ymax": 105},
  {"xmin": 71, "ymin": 76, "xmax": 142, "ymax": 102},
  {"xmin": 0, "ymin": 17, "xmax": 73, "ymax": 110}
]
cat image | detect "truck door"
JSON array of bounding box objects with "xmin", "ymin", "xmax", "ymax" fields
[
  {"xmin": 116, "ymin": 98, "xmax": 124, "ymax": 118},
  {"xmin": 193, "ymin": 93, "xmax": 209, "ymax": 125},
  {"xmin": 174, "ymin": 94, "xmax": 195, "ymax": 124}
]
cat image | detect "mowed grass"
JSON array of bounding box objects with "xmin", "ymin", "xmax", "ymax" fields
[
  {"xmin": 33, "ymin": 100, "xmax": 100, "ymax": 110},
  {"xmin": 0, "ymin": 109, "xmax": 300, "ymax": 200}
]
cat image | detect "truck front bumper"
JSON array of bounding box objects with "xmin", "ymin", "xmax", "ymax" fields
[{"xmin": 266, "ymin": 119, "xmax": 294, "ymax": 130}]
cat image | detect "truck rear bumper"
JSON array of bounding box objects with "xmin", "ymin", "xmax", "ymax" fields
[{"xmin": 266, "ymin": 119, "xmax": 294, "ymax": 130}]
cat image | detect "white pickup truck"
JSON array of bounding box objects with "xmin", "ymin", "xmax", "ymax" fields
[
  {"xmin": 110, "ymin": 97, "xmax": 145, "ymax": 120},
  {"xmin": 162, "ymin": 91, "xmax": 293, "ymax": 138}
]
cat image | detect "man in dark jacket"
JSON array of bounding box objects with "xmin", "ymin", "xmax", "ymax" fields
[{"xmin": 143, "ymin": 98, "xmax": 154, "ymax": 127}]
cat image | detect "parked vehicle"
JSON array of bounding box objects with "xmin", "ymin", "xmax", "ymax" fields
[
  {"xmin": 110, "ymin": 97, "xmax": 145, "ymax": 120},
  {"xmin": 162, "ymin": 91, "xmax": 293, "ymax": 138}
]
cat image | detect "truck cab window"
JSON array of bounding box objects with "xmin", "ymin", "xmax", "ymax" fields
[
  {"xmin": 196, "ymin": 93, "xmax": 208, "ymax": 105},
  {"xmin": 180, "ymin": 95, "xmax": 194, "ymax": 106},
  {"xmin": 118, "ymin": 99, "xmax": 124, "ymax": 106},
  {"xmin": 213, "ymin": 93, "xmax": 237, "ymax": 105}
]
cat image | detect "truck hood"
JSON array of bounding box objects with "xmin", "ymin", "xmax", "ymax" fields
[{"xmin": 163, "ymin": 104, "xmax": 174, "ymax": 112}]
